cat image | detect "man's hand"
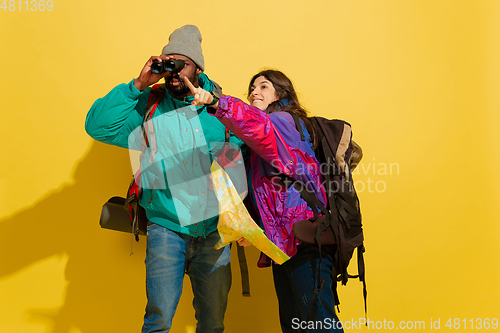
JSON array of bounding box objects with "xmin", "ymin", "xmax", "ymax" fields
[
  {"xmin": 133, "ymin": 55, "xmax": 172, "ymax": 91},
  {"xmin": 183, "ymin": 76, "xmax": 218, "ymax": 108}
]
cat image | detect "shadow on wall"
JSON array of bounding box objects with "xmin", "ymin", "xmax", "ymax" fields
[
  {"xmin": 0, "ymin": 142, "xmax": 149, "ymax": 332},
  {"xmin": 0, "ymin": 141, "xmax": 280, "ymax": 333}
]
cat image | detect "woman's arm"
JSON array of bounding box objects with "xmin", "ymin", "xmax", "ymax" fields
[
  {"xmin": 183, "ymin": 76, "xmax": 318, "ymax": 179},
  {"xmin": 214, "ymin": 96, "xmax": 311, "ymax": 177}
]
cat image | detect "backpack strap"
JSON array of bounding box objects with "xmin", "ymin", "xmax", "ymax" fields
[
  {"xmin": 223, "ymin": 127, "xmax": 251, "ymax": 297},
  {"xmin": 292, "ymin": 113, "xmax": 306, "ymax": 141},
  {"xmin": 357, "ymin": 245, "xmax": 367, "ymax": 315},
  {"xmin": 142, "ymin": 84, "xmax": 166, "ymax": 163},
  {"xmin": 125, "ymin": 84, "xmax": 166, "ymax": 250},
  {"xmin": 237, "ymin": 242, "xmax": 251, "ymax": 297}
]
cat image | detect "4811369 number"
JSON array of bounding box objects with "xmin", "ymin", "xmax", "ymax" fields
[
  {"xmin": 445, "ymin": 318, "xmax": 498, "ymax": 330},
  {"xmin": 1, "ymin": 0, "xmax": 53, "ymax": 11}
]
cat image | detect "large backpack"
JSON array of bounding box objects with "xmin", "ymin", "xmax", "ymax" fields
[{"xmin": 289, "ymin": 113, "xmax": 367, "ymax": 315}]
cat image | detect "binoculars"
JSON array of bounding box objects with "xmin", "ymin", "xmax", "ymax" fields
[{"xmin": 151, "ymin": 59, "xmax": 185, "ymax": 74}]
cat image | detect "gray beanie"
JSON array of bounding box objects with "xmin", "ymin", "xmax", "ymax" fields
[{"xmin": 162, "ymin": 25, "xmax": 204, "ymax": 71}]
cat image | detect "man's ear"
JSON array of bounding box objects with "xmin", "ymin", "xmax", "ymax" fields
[{"xmin": 196, "ymin": 68, "xmax": 203, "ymax": 75}]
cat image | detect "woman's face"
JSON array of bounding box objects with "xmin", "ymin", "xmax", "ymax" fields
[{"xmin": 249, "ymin": 76, "xmax": 279, "ymax": 111}]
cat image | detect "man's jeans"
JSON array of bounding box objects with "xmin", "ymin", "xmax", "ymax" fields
[
  {"xmin": 142, "ymin": 223, "xmax": 231, "ymax": 333},
  {"xmin": 272, "ymin": 244, "xmax": 343, "ymax": 332}
]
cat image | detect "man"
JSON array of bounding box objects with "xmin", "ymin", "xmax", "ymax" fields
[{"xmin": 85, "ymin": 25, "xmax": 246, "ymax": 333}]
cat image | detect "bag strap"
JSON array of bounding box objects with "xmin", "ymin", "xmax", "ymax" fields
[
  {"xmin": 142, "ymin": 84, "xmax": 166, "ymax": 162},
  {"xmin": 236, "ymin": 242, "xmax": 251, "ymax": 296},
  {"xmin": 125, "ymin": 85, "xmax": 166, "ymax": 250},
  {"xmin": 223, "ymin": 127, "xmax": 251, "ymax": 297},
  {"xmin": 357, "ymin": 245, "xmax": 367, "ymax": 315}
]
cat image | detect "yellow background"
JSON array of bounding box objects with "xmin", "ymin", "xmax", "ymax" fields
[{"xmin": 1, "ymin": 0, "xmax": 499, "ymax": 332}]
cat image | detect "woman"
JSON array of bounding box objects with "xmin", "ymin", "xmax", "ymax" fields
[{"xmin": 185, "ymin": 70, "xmax": 343, "ymax": 332}]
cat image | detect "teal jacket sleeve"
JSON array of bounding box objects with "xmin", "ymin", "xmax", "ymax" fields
[{"xmin": 85, "ymin": 79, "xmax": 151, "ymax": 149}]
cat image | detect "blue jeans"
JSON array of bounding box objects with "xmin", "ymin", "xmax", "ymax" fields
[
  {"xmin": 272, "ymin": 244, "xmax": 343, "ymax": 332},
  {"xmin": 142, "ymin": 223, "xmax": 231, "ymax": 333}
]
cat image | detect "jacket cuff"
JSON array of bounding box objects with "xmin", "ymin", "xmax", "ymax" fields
[
  {"xmin": 122, "ymin": 79, "xmax": 143, "ymax": 100},
  {"xmin": 214, "ymin": 95, "xmax": 231, "ymax": 117}
]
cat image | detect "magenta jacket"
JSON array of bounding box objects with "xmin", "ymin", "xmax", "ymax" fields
[{"xmin": 214, "ymin": 96, "xmax": 327, "ymax": 266}]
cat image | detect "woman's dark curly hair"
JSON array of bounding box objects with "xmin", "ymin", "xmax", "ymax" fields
[{"xmin": 247, "ymin": 69, "xmax": 318, "ymax": 149}]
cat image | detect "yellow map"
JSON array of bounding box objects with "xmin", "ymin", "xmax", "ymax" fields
[{"xmin": 211, "ymin": 161, "xmax": 290, "ymax": 265}]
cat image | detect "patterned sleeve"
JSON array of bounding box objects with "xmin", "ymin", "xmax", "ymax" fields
[{"xmin": 214, "ymin": 95, "xmax": 321, "ymax": 185}]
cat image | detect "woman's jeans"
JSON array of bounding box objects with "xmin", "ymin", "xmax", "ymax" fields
[
  {"xmin": 142, "ymin": 223, "xmax": 231, "ymax": 333},
  {"xmin": 272, "ymin": 244, "xmax": 343, "ymax": 332}
]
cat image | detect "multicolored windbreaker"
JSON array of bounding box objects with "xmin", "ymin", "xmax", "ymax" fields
[{"xmin": 214, "ymin": 95, "xmax": 327, "ymax": 266}]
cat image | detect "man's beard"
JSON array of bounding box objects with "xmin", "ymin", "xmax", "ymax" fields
[{"xmin": 165, "ymin": 73, "xmax": 197, "ymax": 99}]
